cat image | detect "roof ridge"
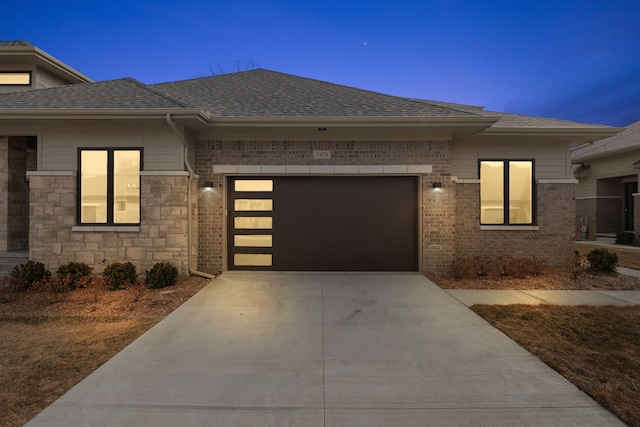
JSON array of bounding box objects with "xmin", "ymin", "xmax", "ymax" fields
[
  {"xmin": 409, "ymin": 98, "xmax": 490, "ymax": 116},
  {"xmin": 125, "ymin": 78, "xmax": 192, "ymax": 108},
  {"xmin": 255, "ymin": 69, "xmax": 487, "ymax": 116},
  {"xmin": 153, "ymin": 68, "xmax": 483, "ymax": 118},
  {"xmin": 152, "ymin": 68, "xmax": 261, "ymax": 86}
]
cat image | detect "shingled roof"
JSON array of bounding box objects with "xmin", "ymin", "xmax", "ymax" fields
[
  {"xmin": 418, "ymin": 99, "xmax": 614, "ymax": 130},
  {"xmin": 152, "ymin": 69, "xmax": 480, "ymax": 118},
  {"xmin": 0, "ymin": 66, "xmax": 624, "ymax": 135},
  {"xmin": 0, "ymin": 78, "xmax": 189, "ymax": 109},
  {"xmin": 0, "ymin": 40, "xmax": 33, "ymax": 47},
  {"xmin": 572, "ymin": 120, "xmax": 640, "ymax": 160}
]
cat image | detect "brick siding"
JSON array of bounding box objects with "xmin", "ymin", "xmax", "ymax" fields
[
  {"xmin": 195, "ymin": 139, "xmax": 454, "ymax": 275},
  {"xmin": 455, "ymin": 182, "xmax": 575, "ymax": 268},
  {"xmin": 596, "ymin": 197, "xmax": 623, "ymax": 234}
]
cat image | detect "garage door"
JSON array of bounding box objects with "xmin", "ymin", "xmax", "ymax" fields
[{"xmin": 228, "ymin": 176, "xmax": 418, "ymax": 271}]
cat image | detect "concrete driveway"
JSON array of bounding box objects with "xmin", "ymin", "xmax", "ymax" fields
[{"xmin": 26, "ymin": 273, "xmax": 623, "ymax": 426}]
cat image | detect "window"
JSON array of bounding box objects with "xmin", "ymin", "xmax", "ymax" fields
[
  {"xmin": 480, "ymin": 160, "xmax": 534, "ymax": 225},
  {"xmin": 0, "ymin": 71, "xmax": 31, "ymax": 85},
  {"xmin": 78, "ymin": 149, "xmax": 141, "ymax": 225}
]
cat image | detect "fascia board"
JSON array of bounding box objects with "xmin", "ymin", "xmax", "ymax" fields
[
  {"xmin": 1, "ymin": 45, "xmax": 93, "ymax": 83},
  {"xmin": 571, "ymin": 144, "xmax": 640, "ymax": 162},
  {"xmin": 206, "ymin": 116, "xmax": 500, "ymax": 128},
  {"xmin": 33, "ymin": 47, "xmax": 94, "ymax": 83},
  {"xmin": 479, "ymin": 126, "xmax": 622, "ymax": 138},
  {"xmin": 0, "ymin": 108, "xmax": 208, "ymax": 120}
]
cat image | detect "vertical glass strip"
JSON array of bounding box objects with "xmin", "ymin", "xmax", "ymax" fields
[
  {"xmin": 509, "ymin": 161, "xmax": 533, "ymax": 224},
  {"xmin": 113, "ymin": 150, "xmax": 140, "ymax": 223},
  {"xmin": 80, "ymin": 151, "xmax": 108, "ymax": 223},
  {"xmin": 480, "ymin": 161, "xmax": 504, "ymax": 224}
]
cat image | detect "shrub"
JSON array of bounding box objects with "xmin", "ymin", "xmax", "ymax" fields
[
  {"xmin": 9, "ymin": 261, "xmax": 51, "ymax": 291},
  {"xmin": 616, "ymin": 231, "xmax": 635, "ymax": 245},
  {"xmin": 145, "ymin": 262, "xmax": 179, "ymax": 289},
  {"xmin": 586, "ymin": 248, "xmax": 618, "ymax": 272},
  {"xmin": 56, "ymin": 262, "xmax": 93, "ymax": 289},
  {"xmin": 103, "ymin": 262, "xmax": 138, "ymax": 290},
  {"xmin": 451, "ymin": 255, "xmax": 547, "ymax": 280}
]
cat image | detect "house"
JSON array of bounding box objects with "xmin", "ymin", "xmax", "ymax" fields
[
  {"xmin": 0, "ymin": 41, "xmax": 622, "ymax": 276},
  {"xmin": 0, "ymin": 40, "xmax": 92, "ymax": 94},
  {"xmin": 572, "ymin": 120, "xmax": 640, "ymax": 242}
]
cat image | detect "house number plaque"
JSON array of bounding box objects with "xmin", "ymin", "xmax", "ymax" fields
[{"xmin": 313, "ymin": 150, "xmax": 332, "ymax": 160}]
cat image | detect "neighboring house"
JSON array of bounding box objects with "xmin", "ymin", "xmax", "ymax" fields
[
  {"xmin": 0, "ymin": 41, "xmax": 92, "ymax": 94},
  {"xmin": 0, "ymin": 41, "xmax": 621, "ymax": 276},
  {"xmin": 572, "ymin": 120, "xmax": 640, "ymax": 241}
]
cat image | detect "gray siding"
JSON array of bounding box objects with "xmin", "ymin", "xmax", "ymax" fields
[
  {"xmin": 39, "ymin": 127, "xmax": 185, "ymax": 171},
  {"xmin": 34, "ymin": 67, "xmax": 72, "ymax": 89},
  {"xmin": 451, "ymin": 137, "xmax": 571, "ymax": 180}
]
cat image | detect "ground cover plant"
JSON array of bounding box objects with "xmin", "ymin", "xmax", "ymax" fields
[
  {"xmin": 0, "ymin": 273, "xmax": 209, "ymax": 427},
  {"xmin": 472, "ymin": 304, "xmax": 640, "ymax": 426}
]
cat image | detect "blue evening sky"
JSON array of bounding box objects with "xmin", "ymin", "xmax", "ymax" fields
[{"xmin": 4, "ymin": 0, "xmax": 640, "ymax": 126}]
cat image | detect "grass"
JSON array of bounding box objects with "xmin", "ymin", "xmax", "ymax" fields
[
  {"xmin": 472, "ymin": 304, "xmax": 640, "ymax": 426},
  {"xmin": 576, "ymin": 242, "xmax": 640, "ymax": 269},
  {"xmin": 0, "ymin": 315, "xmax": 157, "ymax": 427}
]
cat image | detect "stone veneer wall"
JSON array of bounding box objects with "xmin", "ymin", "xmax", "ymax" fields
[
  {"xmin": 455, "ymin": 182, "xmax": 575, "ymax": 267},
  {"xmin": 29, "ymin": 173, "xmax": 195, "ymax": 275},
  {"xmin": 195, "ymin": 140, "xmax": 454, "ymax": 275},
  {"xmin": 575, "ymin": 198, "xmax": 596, "ymax": 240}
]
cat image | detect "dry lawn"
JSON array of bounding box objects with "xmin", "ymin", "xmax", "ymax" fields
[
  {"xmin": 2, "ymin": 245, "xmax": 639, "ymax": 427},
  {"xmin": 435, "ymin": 244, "xmax": 640, "ymax": 426},
  {"xmin": 0, "ymin": 275, "xmax": 210, "ymax": 427},
  {"xmin": 472, "ymin": 304, "xmax": 640, "ymax": 427},
  {"xmin": 432, "ymin": 268, "xmax": 640, "ymax": 290}
]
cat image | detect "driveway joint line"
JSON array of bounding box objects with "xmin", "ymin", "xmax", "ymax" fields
[{"xmin": 321, "ymin": 274, "xmax": 327, "ymax": 427}]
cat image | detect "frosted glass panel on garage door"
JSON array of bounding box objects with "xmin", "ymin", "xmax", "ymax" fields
[
  {"xmin": 234, "ymin": 235, "xmax": 272, "ymax": 247},
  {"xmin": 235, "ymin": 180, "xmax": 273, "ymax": 192},
  {"xmin": 234, "ymin": 254, "xmax": 272, "ymax": 266},
  {"xmin": 234, "ymin": 217, "xmax": 273, "ymax": 229},
  {"xmin": 234, "ymin": 199, "xmax": 273, "ymax": 211}
]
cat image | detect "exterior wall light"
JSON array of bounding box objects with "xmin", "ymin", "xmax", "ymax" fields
[
  {"xmin": 204, "ymin": 181, "xmax": 214, "ymax": 188},
  {"xmin": 432, "ymin": 182, "xmax": 442, "ymax": 189}
]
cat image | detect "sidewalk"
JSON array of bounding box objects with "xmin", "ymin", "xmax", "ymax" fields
[{"xmin": 446, "ymin": 288, "xmax": 640, "ymax": 307}]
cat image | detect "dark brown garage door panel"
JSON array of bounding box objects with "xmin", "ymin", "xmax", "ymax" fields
[{"xmin": 229, "ymin": 176, "xmax": 418, "ymax": 271}]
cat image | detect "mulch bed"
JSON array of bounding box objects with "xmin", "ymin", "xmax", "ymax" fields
[{"xmin": 430, "ymin": 269, "xmax": 640, "ymax": 290}]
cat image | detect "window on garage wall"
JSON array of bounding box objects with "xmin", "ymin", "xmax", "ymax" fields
[
  {"xmin": 78, "ymin": 148, "xmax": 142, "ymax": 225},
  {"xmin": 480, "ymin": 160, "xmax": 534, "ymax": 225}
]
